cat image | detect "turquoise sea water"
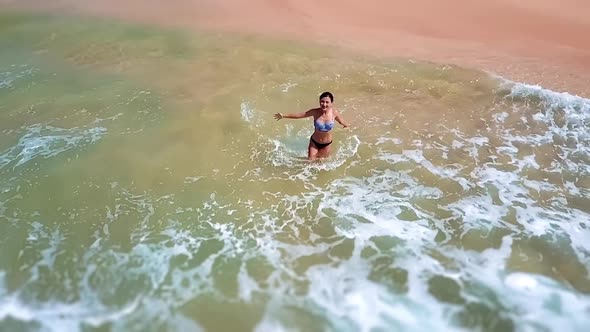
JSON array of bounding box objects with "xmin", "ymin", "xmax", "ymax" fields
[{"xmin": 0, "ymin": 13, "xmax": 589, "ymax": 332}]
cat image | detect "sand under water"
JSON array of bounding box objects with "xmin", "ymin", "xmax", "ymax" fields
[{"xmin": 0, "ymin": 11, "xmax": 589, "ymax": 332}]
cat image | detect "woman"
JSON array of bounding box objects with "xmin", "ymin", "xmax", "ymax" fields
[{"xmin": 274, "ymin": 91, "xmax": 349, "ymax": 160}]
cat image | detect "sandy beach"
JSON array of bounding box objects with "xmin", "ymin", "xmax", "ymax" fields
[{"xmin": 2, "ymin": 0, "xmax": 589, "ymax": 96}]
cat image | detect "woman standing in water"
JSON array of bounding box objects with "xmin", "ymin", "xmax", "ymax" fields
[{"xmin": 274, "ymin": 91, "xmax": 349, "ymax": 160}]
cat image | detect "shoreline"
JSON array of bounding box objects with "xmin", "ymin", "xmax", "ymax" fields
[{"xmin": 2, "ymin": 0, "xmax": 589, "ymax": 97}]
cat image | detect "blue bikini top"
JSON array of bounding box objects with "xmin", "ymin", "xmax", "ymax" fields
[{"xmin": 314, "ymin": 118, "xmax": 335, "ymax": 132}]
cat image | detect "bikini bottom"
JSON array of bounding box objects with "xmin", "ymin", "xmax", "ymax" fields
[{"xmin": 310, "ymin": 136, "xmax": 332, "ymax": 149}]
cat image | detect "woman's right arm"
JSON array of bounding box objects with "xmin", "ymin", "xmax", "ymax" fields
[{"xmin": 274, "ymin": 109, "xmax": 315, "ymax": 120}]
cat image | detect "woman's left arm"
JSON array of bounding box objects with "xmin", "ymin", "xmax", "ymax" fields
[{"xmin": 334, "ymin": 111, "xmax": 349, "ymax": 128}]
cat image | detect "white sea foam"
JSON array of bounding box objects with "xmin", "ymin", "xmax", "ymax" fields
[
  {"xmin": 0, "ymin": 65, "xmax": 36, "ymax": 90},
  {"xmin": 443, "ymin": 236, "xmax": 590, "ymax": 331},
  {"xmin": 304, "ymin": 262, "xmax": 454, "ymax": 332},
  {"xmin": 0, "ymin": 124, "xmax": 106, "ymax": 170},
  {"xmin": 0, "ymin": 203, "xmax": 226, "ymax": 331},
  {"xmin": 508, "ymin": 83, "xmax": 590, "ymax": 113},
  {"xmin": 240, "ymin": 101, "xmax": 256, "ymax": 123},
  {"xmin": 0, "ymin": 294, "xmax": 144, "ymax": 332}
]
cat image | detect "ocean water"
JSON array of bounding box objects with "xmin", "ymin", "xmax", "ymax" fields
[{"xmin": 0, "ymin": 12, "xmax": 589, "ymax": 332}]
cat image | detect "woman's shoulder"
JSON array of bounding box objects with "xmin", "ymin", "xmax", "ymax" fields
[{"xmin": 307, "ymin": 107, "xmax": 321, "ymax": 116}]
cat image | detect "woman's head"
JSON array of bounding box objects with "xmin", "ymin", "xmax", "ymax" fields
[
  {"xmin": 319, "ymin": 91, "xmax": 334, "ymax": 102},
  {"xmin": 319, "ymin": 91, "xmax": 334, "ymax": 110}
]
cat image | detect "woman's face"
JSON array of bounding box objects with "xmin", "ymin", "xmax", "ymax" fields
[{"xmin": 319, "ymin": 96, "xmax": 332, "ymax": 110}]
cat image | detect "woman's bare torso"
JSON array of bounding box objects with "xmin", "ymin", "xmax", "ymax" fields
[{"xmin": 311, "ymin": 108, "xmax": 335, "ymax": 143}]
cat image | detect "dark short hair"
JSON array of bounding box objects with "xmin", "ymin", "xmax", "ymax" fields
[{"xmin": 319, "ymin": 91, "xmax": 334, "ymax": 102}]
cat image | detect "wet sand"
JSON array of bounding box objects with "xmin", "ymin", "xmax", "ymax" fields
[{"xmin": 2, "ymin": 0, "xmax": 589, "ymax": 96}]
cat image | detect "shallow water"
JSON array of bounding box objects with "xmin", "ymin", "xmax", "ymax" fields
[{"xmin": 0, "ymin": 13, "xmax": 589, "ymax": 332}]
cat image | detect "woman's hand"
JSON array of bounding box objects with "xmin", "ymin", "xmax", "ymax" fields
[{"xmin": 274, "ymin": 113, "xmax": 283, "ymax": 120}]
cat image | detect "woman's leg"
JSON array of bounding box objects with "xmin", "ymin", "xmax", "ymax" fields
[
  {"xmin": 308, "ymin": 140, "xmax": 319, "ymax": 161},
  {"xmin": 317, "ymin": 144, "xmax": 331, "ymax": 158}
]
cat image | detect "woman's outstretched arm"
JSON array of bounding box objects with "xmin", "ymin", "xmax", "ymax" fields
[
  {"xmin": 274, "ymin": 109, "xmax": 315, "ymax": 120},
  {"xmin": 334, "ymin": 111, "xmax": 349, "ymax": 128}
]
